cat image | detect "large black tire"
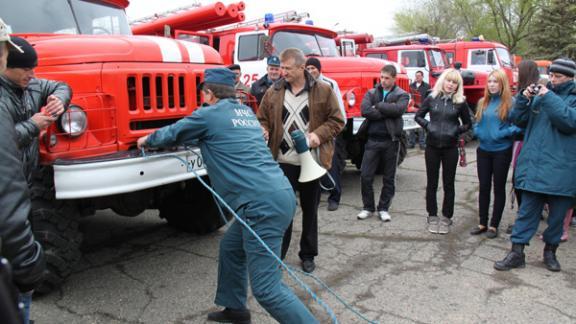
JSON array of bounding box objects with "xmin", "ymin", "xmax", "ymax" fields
[
  {"xmin": 30, "ymin": 166, "xmax": 82, "ymax": 294},
  {"xmin": 159, "ymin": 177, "xmax": 230, "ymax": 234},
  {"xmin": 30, "ymin": 200, "xmax": 82, "ymax": 294}
]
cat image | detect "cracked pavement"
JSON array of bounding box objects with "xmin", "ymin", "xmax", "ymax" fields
[{"xmin": 33, "ymin": 146, "xmax": 576, "ymax": 323}]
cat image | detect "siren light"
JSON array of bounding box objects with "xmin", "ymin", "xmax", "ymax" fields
[
  {"xmin": 305, "ymin": 20, "xmax": 314, "ymax": 25},
  {"xmin": 264, "ymin": 13, "xmax": 274, "ymax": 24}
]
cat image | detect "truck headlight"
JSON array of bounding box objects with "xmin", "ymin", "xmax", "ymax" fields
[
  {"xmin": 60, "ymin": 105, "xmax": 87, "ymax": 137},
  {"xmin": 346, "ymin": 91, "xmax": 356, "ymax": 107}
]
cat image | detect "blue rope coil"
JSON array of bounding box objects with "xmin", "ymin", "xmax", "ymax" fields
[{"xmin": 140, "ymin": 147, "xmax": 379, "ymax": 324}]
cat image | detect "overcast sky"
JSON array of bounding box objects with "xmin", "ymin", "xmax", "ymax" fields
[{"xmin": 126, "ymin": 0, "xmax": 404, "ymax": 37}]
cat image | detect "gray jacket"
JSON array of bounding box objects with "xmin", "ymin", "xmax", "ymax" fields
[
  {"xmin": 0, "ymin": 107, "xmax": 45, "ymax": 292},
  {"xmin": 0, "ymin": 75, "xmax": 72, "ymax": 181}
]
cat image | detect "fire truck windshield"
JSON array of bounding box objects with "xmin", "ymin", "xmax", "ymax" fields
[
  {"xmin": 429, "ymin": 49, "xmax": 446, "ymax": 68},
  {"xmin": 0, "ymin": 0, "xmax": 131, "ymax": 35},
  {"xmin": 495, "ymin": 47, "xmax": 514, "ymax": 67},
  {"xmin": 272, "ymin": 31, "xmax": 339, "ymax": 57}
]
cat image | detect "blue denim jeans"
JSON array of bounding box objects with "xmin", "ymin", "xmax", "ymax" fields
[{"xmin": 19, "ymin": 291, "xmax": 33, "ymax": 324}]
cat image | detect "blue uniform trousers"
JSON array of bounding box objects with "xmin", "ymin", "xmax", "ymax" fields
[
  {"xmin": 214, "ymin": 188, "xmax": 318, "ymax": 324},
  {"xmin": 511, "ymin": 190, "xmax": 574, "ymax": 245}
]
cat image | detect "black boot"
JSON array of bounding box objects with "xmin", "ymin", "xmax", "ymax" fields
[
  {"xmin": 494, "ymin": 243, "xmax": 526, "ymax": 271},
  {"xmin": 207, "ymin": 308, "xmax": 251, "ymax": 324},
  {"xmin": 543, "ymin": 244, "xmax": 561, "ymax": 272}
]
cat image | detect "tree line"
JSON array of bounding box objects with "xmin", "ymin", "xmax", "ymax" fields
[{"xmin": 393, "ymin": 0, "xmax": 576, "ymax": 60}]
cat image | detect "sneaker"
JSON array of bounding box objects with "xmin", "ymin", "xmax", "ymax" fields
[
  {"xmin": 427, "ymin": 216, "xmax": 439, "ymax": 233},
  {"xmin": 301, "ymin": 259, "xmax": 316, "ymax": 273},
  {"xmin": 379, "ymin": 211, "xmax": 391, "ymax": 222},
  {"xmin": 327, "ymin": 201, "xmax": 339, "ymax": 211},
  {"xmin": 357, "ymin": 210, "xmax": 372, "ymax": 220},
  {"xmin": 437, "ymin": 216, "xmax": 453, "ymax": 234}
]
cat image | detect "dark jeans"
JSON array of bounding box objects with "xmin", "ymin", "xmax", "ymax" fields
[
  {"xmin": 327, "ymin": 135, "xmax": 346, "ymax": 204},
  {"xmin": 280, "ymin": 163, "xmax": 320, "ymax": 261},
  {"xmin": 407, "ymin": 128, "xmax": 426, "ymax": 148},
  {"xmin": 360, "ymin": 139, "xmax": 400, "ymax": 212},
  {"xmin": 476, "ymin": 147, "xmax": 513, "ymax": 228},
  {"xmin": 425, "ymin": 145, "xmax": 459, "ymax": 218},
  {"xmin": 511, "ymin": 191, "xmax": 574, "ymax": 245}
]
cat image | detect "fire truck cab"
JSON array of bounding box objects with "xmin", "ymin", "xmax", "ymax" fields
[
  {"xmin": 437, "ymin": 38, "xmax": 517, "ymax": 89},
  {"xmin": 1, "ymin": 0, "xmax": 228, "ymax": 293},
  {"xmin": 138, "ymin": 10, "xmax": 415, "ymax": 167},
  {"xmin": 361, "ymin": 44, "xmax": 448, "ymax": 89}
]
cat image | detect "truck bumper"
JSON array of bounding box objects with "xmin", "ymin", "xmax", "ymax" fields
[
  {"xmin": 352, "ymin": 113, "xmax": 421, "ymax": 134},
  {"xmin": 53, "ymin": 148, "xmax": 206, "ymax": 199}
]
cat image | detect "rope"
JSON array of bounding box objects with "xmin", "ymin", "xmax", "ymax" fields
[{"xmin": 140, "ymin": 147, "xmax": 379, "ymax": 324}]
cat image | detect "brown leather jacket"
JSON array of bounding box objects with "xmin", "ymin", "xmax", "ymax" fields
[{"xmin": 257, "ymin": 71, "xmax": 345, "ymax": 169}]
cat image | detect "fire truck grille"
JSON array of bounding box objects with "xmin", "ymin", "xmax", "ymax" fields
[
  {"xmin": 127, "ymin": 74, "xmax": 188, "ymax": 113},
  {"xmin": 397, "ymin": 77, "xmax": 410, "ymax": 93}
]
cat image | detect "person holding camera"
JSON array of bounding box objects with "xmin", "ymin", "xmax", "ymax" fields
[
  {"xmin": 495, "ymin": 58, "xmax": 576, "ymax": 272},
  {"xmin": 470, "ymin": 69, "xmax": 522, "ymax": 238}
]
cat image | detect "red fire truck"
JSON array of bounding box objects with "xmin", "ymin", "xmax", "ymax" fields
[
  {"xmin": 437, "ymin": 37, "xmax": 517, "ymax": 89},
  {"xmin": 133, "ymin": 9, "xmax": 415, "ymax": 167},
  {"xmin": 340, "ymin": 34, "xmax": 494, "ymax": 109},
  {"xmin": 2, "ymin": 0, "xmax": 229, "ymax": 293}
]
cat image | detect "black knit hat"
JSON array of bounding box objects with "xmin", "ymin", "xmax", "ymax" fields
[
  {"xmin": 227, "ymin": 64, "xmax": 241, "ymax": 71},
  {"xmin": 7, "ymin": 36, "xmax": 37, "ymax": 69},
  {"xmin": 549, "ymin": 58, "xmax": 576, "ymax": 78},
  {"xmin": 305, "ymin": 57, "xmax": 321, "ymax": 72}
]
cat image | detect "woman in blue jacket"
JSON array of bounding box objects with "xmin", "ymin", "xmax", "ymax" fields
[{"xmin": 470, "ymin": 69, "xmax": 522, "ymax": 238}]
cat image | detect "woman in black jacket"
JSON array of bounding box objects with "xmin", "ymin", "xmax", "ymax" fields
[{"xmin": 415, "ymin": 69, "xmax": 472, "ymax": 234}]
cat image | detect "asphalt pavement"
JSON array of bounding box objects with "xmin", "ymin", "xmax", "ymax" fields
[{"xmin": 33, "ymin": 144, "xmax": 576, "ymax": 323}]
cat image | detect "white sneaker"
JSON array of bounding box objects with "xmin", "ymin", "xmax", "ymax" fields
[
  {"xmin": 357, "ymin": 210, "xmax": 372, "ymax": 220},
  {"xmin": 379, "ymin": 211, "xmax": 391, "ymax": 222}
]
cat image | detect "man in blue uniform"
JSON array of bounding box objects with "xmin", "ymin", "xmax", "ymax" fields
[
  {"xmin": 137, "ymin": 68, "xmax": 317, "ymax": 324},
  {"xmin": 494, "ymin": 58, "xmax": 576, "ymax": 272}
]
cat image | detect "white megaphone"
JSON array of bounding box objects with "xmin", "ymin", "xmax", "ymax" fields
[{"xmin": 290, "ymin": 130, "xmax": 327, "ymax": 183}]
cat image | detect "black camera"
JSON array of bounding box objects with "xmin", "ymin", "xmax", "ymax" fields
[{"xmin": 527, "ymin": 84, "xmax": 542, "ymax": 95}]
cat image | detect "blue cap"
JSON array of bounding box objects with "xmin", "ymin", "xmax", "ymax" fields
[
  {"xmin": 267, "ymin": 55, "xmax": 280, "ymax": 66},
  {"xmin": 204, "ymin": 68, "xmax": 236, "ymax": 87}
]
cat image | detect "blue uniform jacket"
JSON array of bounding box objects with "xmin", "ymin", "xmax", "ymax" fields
[
  {"xmin": 510, "ymin": 81, "xmax": 576, "ymax": 197},
  {"xmin": 146, "ymin": 98, "xmax": 292, "ymax": 211}
]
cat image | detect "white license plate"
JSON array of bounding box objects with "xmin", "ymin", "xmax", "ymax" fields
[
  {"xmin": 403, "ymin": 113, "xmax": 420, "ymax": 130},
  {"xmin": 352, "ymin": 117, "xmax": 365, "ymax": 135}
]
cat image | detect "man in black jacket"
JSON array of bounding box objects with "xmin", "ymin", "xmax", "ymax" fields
[
  {"xmin": 408, "ymin": 70, "xmax": 430, "ymax": 149},
  {"xmin": 0, "ymin": 36, "xmax": 71, "ymax": 182},
  {"xmin": 250, "ymin": 55, "xmax": 281, "ymax": 105},
  {"xmin": 0, "ymin": 23, "xmax": 45, "ymax": 324},
  {"xmin": 358, "ymin": 65, "xmax": 409, "ymax": 222}
]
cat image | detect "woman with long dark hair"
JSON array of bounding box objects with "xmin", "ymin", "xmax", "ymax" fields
[
  {"xmin": 470, "ymin": 69, "xmax": 522, "ymax": 238},
  {"xmin": 505, "ymin": 60, "xmax": 539, "ymax": 234},
  {"xmin": 415, "ymin": 69, "xmax": 472, "ymax": 234}
]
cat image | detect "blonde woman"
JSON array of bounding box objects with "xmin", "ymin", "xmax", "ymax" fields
[
  {"xmin": 470, "ymin": 69, "xmax": 522, "ymax": 238},
  {"xmin": 415, "ymin": 69, "xmax": 472, "ymax": 234}
]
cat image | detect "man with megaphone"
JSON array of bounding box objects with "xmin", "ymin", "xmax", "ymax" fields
[{"xmin": 257, "ymin": 48, "xmax": 345, "ymax": 273}]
